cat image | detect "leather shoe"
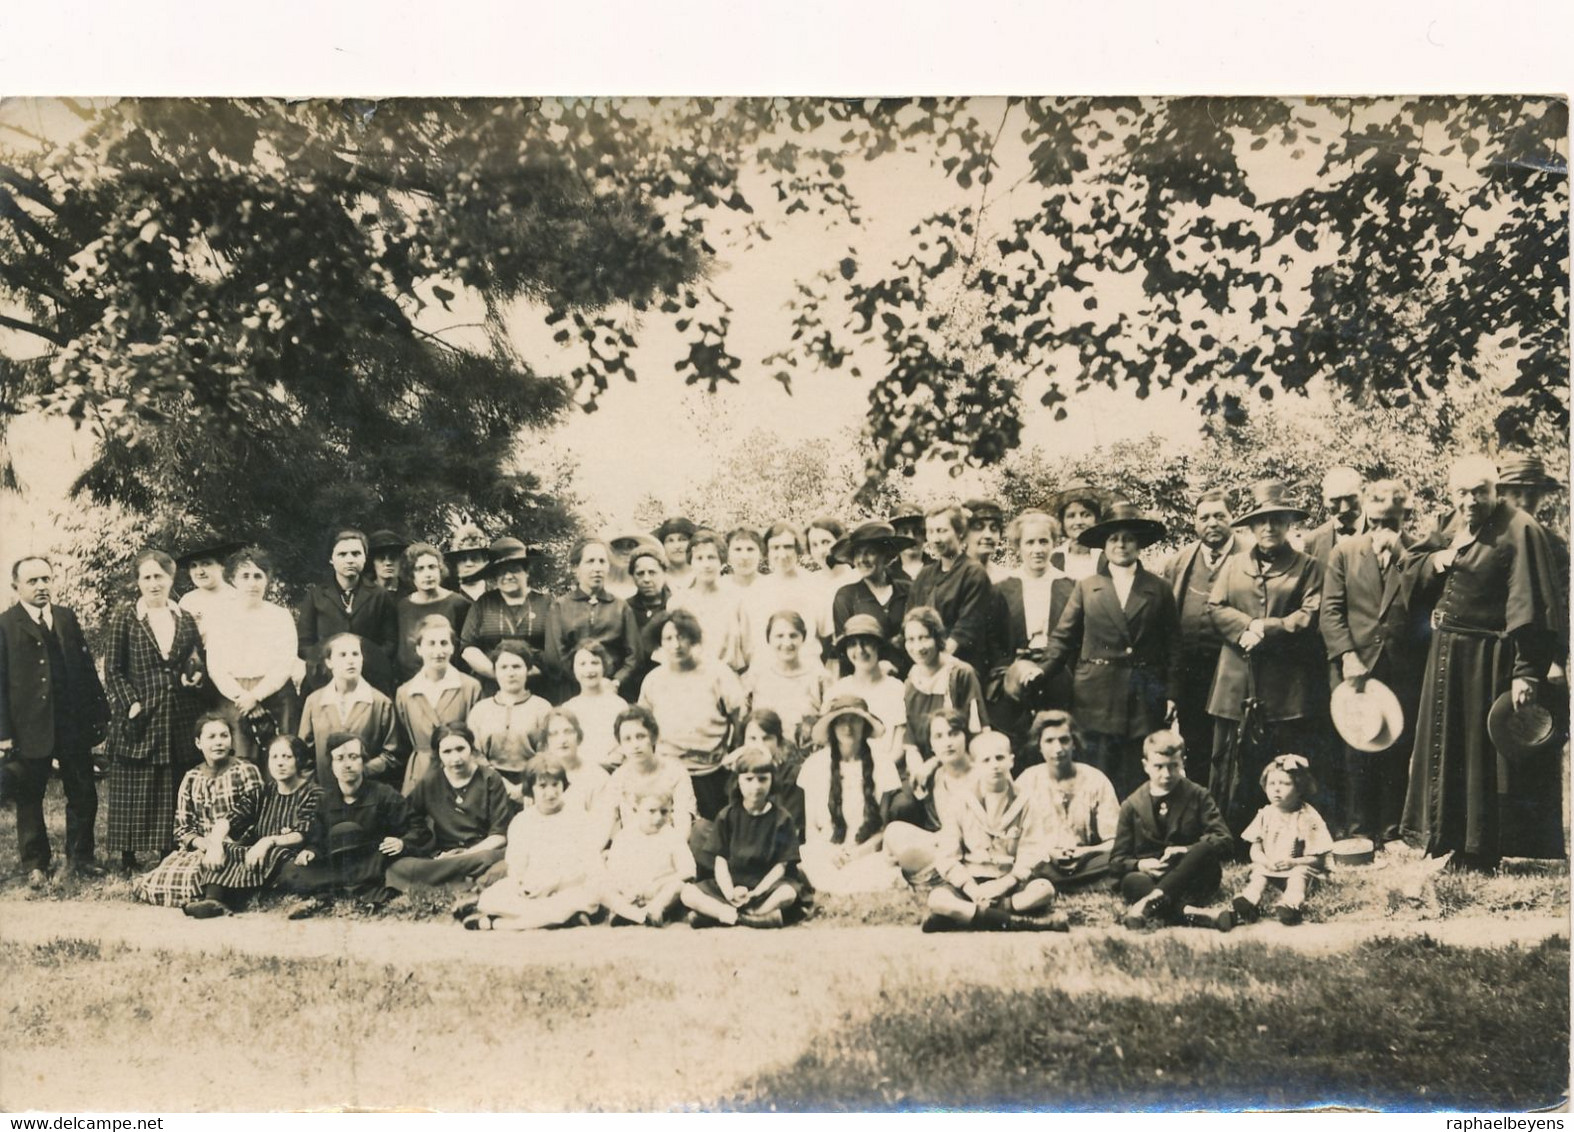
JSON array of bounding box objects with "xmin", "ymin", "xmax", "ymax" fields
[{"xmin": 25, "ymin": 868, "xmax": 49, "ymax": 890}]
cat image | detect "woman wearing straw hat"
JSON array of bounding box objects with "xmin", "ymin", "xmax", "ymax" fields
[
  {"xmin": 826, "ymin": 614, "xmax": 908, "ymax": 782},
  {"xmin": 1038, "ymin": 501, "xmax": 1180, "ymax": 800},
  {"xmin": 797, "ymin": 695, "xmax": 903, "ymax": 893},
  {"xmin": 1045, "ymin": 482, "xmax": 1109, "ymax": 582},
  {"xmin": 459, "ymin": 538, "xmax": 552, "ymax": 694},
  {"xmin": 1205, "ymin": 480, "xmax": 1328, "ymax": 835}
]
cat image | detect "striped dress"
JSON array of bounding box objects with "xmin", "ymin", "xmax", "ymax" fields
[
  {"xmin": 132, "ymin": 759, "xmax": 264, "ymax": 907},
  {"xmin": 206, "ymin": 780, "xmax": 323, "ymax": 891}
]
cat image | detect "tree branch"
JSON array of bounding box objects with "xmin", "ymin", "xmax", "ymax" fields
[{"xmin": 0, "ymin": 311, "xmax": 66, "ymax": 346}]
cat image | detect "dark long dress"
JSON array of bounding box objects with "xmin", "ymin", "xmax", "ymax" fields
[
  {"xmin": 102, "ymin": 602, "xmax": 207, "ymax": 856},
  {"xmin": 460, "ymin": 590, "xmax": 552, "ymax": 696},
  {"xmin": 207, "ymin": 779, "xmax": 323, "ymax": 891},
  {"xmin": 1401, "ymin": 502, "xmax": 1565, "ymax": 861},
  {"xmin": 1205, "ymin": 544, "xmax": 1328, "ymax": 835}
]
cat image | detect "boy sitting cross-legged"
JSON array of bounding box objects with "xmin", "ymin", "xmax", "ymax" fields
[{"xmin": 922, "ymin": 730, "xmax": 1070, "ymax": 933}]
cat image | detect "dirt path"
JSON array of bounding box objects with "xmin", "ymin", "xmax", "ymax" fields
[
  {"xmin": 1, "ymin": 897, "xmax": 1566, "ymax": 973},
  {"xmin": 2, "ymin": 898, "xmax": 1567, "ymax": 1112}
]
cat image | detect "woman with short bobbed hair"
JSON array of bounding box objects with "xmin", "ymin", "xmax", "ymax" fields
[
  {"xmin": 1014, "ymin": 710, "xmax": 1121, "ymax": 891},
  {"xmin": 103, "ymin": 548, "xmax": 209, "ymax": 874},
  {"xmin": 637, "ymin": 609, "xmax": 746, "ymax": 821},
  {"xmin": 900, "ymin": 605, "xmax": 987, "ymax": 792},
  {"xmin": 393, "ymin": 541, "xmax": 472, "ymax": 682}
]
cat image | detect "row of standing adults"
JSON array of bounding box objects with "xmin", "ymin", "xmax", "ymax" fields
[{"xmin": 0, "ymin": 451, "xmax": 1565, "ymax": 890}]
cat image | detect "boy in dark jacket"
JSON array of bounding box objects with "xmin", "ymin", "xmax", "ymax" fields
[{"xmin": 1111, "ymin": 731, "xmax": 1234, "ymax": 931}]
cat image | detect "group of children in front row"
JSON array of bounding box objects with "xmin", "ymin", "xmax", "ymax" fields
[{"xmin": 132, "ymin": 683, "xmax": 1334, "ymax": 933}]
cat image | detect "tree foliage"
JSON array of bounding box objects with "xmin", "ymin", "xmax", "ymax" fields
[
  {"xmin": 993, "ymin": 382, "xmax": 1571, "ymax": 557},
  {"xmin": 1, "ymin": 96, "xmax": 1565, "ymax": 593}
]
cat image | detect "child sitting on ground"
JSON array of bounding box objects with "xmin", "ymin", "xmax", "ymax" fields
[
  {"xmin": 922, "ymin": 730, "xmax": 1068, "ymax": 932},
  {"xmin": 601, "ymin": 792, "xmax": 696, "ymax": 925},
  {"xmin": 679, "ymin": 746, "xmax": 806, "ymax": 928},
  {"xmin": 1232, "ymin": 754, "xmax": 1333, "ymax": 926},
  {"xmin": 466, "ymin": 757, "xmax": 602, "ymax": 931},
  {"xmin": 1110, "ymin": 731, "xmax": 1235, "ymax": 932}
]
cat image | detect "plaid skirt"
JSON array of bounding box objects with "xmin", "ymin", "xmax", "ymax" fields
[
  {"xmin": 131, "ymin": 848, "xmax": 207, "ymax": 907},
  {"xmin": 105, "ymin": 760, "xmax": 178, "ymax": 856}
]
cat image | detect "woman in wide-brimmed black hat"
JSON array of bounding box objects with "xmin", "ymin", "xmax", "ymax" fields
[
  {"xmin": 829, "ymin": 521, "xmax": 913, "ymax": 670},
  {"xmin": 458, "ymin": 537, "xmax": 552, "ymax": 694},
  {"xmin": 1037, "ymin": 501, "xmax": 1181, "ymax": 799},
  {"xmin": 1204, "ymin": 479, "xmax": 1329, "ymax": 836}
]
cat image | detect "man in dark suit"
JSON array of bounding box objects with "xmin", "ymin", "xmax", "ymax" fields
[
  {"xmin": 0, "ymin": 556, "xmax": 111, "ymax": 886},
  {"xmin": 1321, "ymin": 480, "xmax": 1427, "ymax": 846},
  {"xmin": 1161, "ymin": 490, "xmax": 1249, "ymax": 784},
  {"xmin": 1303, "ymin": 466, "xmax": 1367, "ymax": 567},
  {"xmin": 1039, "ymin": 502, "xmax": 1181, "ymax": 799}
]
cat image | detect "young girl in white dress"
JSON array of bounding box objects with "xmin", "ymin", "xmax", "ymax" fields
[{"xmin": 1231, "ymin": 754, "xmax": 1334, "ymax": 926}]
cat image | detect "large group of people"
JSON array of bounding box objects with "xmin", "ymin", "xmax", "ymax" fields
[{"xmin": 0, "ymin": 450, "xmax": 1565, "ymax": 934}]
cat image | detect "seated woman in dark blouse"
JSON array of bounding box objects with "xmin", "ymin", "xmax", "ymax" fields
[{"xmin": 385, "ymin": 723, "xmax": 512, "ymax": 894}]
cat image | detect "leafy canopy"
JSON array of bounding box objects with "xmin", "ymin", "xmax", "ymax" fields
[{"xmin": 0, "ymin": 96, "xmax": 1565, "ymax": 590}]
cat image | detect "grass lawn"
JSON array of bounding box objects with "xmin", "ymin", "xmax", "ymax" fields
[
  {"xmin": 1, "ymin": 932, "xmax": 1565, "ymax": 1112},
  {"xmin": 728, "ymin": 934, "xmax": 1571, "ymax": 1113}
]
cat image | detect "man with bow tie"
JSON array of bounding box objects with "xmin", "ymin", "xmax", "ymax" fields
[
  {"xmin": 0, "ymin": 556, "xmax": 111, "ymax": 887},
  {"xmin": 1401, "ymin": 456, "xmax": 1565, "ymax": 869},
  {"xmin": 1321, "ymin": 480, "xmax": 1427, "ymax": 846}
]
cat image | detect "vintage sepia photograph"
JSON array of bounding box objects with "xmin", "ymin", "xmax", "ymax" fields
[{"xmin": 0, "ymin": 78, "xmax": 1568, "ymax": 1113}]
